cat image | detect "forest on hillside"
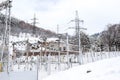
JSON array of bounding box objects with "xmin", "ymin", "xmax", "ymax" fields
[
  {"xmin": 91, "ymin": 24, "xmax": 120, "ymax": 51},
  {"xmin": 0, "ymin": 13, "xmax": 57, "ymax": 38}
]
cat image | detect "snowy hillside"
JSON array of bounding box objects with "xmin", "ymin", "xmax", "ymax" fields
[{"xmin": 43, "ymin": 56, "xmax": 120, "ymax": 80}]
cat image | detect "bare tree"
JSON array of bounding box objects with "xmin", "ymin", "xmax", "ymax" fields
[{"xmin": 100, "ymin": 24, "xmax": 120, "ymax": 51}]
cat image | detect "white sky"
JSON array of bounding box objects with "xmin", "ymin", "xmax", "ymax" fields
[{"xmin": 1, "ymin": 0, "xmax": 120, "ymax": 35}]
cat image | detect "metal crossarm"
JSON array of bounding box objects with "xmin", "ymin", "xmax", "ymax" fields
[{"xmin": 0, "ymin": 0, "xmax": 12, "ymax": 11}]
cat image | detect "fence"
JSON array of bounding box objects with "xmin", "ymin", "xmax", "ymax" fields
[{"xmin": 1, "ymin": 51, "xmax": 120, "ymax": 79}]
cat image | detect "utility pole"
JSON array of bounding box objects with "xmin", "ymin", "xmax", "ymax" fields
[
  {"xmin": 31, "ymin": 14, "xmax": 38, "ymax": 35},
  {"xmin": 7, "ymin": 0, "xmax": 12, "ymax": 73},
  {"xmin": 69, "ymin": 10, "xmax": 86, "ymax": 64},
  {"xmin": 0, "ymin": 0, "xmax": 12, "ymax": 73},
  {"xmin": 66, "ymin": 33, "xmax": 70, "ymax": 68},
  {"xmin": 57, "ymin": 24, "xmax": 59, "ymax": 34}
]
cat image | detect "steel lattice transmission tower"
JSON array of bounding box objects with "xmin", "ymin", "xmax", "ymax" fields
[
  {"xmin": 0, "ymin": 0, "xmax": 12, "ymax": 73},
  {"xmin": 0, "ymin": 0, "xmax": 12, "ymax": 61},
  {"xmin": 69, "ymin": 10, "xmax": 87, "ymax": 64},
  {"xmin": 31, "ymin": 13, "xmax": 38, "ymax": 35}
]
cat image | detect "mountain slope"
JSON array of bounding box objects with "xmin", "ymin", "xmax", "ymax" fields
[{"xmin": 0, "ymin": 13, "xmax": 57, "ymax": 37}]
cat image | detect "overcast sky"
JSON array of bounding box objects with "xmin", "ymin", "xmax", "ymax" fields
[{"xmin": 1, "ymin": 0, "xmax": 120, "ymax": 35}]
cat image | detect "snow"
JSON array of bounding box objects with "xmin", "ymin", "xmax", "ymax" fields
[
  {"xmin": 43, "ymin": 57, "xmax": 120, "ymax": 80},
  {"xmin": 47, "ymin": 38, "xmax": 58, "ymax": 42},
  {"xmin": 0, "ymin": 47, "xmax": 120, "ymax": 80},
  {"xmin": 0, "ymin": 72, "xmax": 9, "ymax": 80},
  {"xmin": 0, "ymin": 71, "xmax": 37, "ymax": 80},
  {"xmin": 0, "ymin": 52, "xmax": 120, "ymax": 80},
  {"xmin": 0, "ymin": 33, "xmax": 119, "ymax": 80},
  {"xmin": 10, "ymin": 71, "xmax": 37, "ymax": 80}
]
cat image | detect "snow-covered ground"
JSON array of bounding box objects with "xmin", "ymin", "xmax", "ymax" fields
[
  {"xmin": 0, "ymin": 52, "xmax": 120, "ymax": 80},
  {"xmin": 1, "ymin": 33, "xmax": 120, "ymax": 80},
  {"xmin": 0, "ymin": 71, "xmax": 37, "ymax": 80},
  {"xmin": 43, "ymin": 56, "xmax": 120, "ymax": 80}
]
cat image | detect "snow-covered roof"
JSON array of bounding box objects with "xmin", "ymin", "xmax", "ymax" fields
[
  {"xmin": 10, "ymin": 35, "xmax": 41, "ymax": 44},
  {"xmin": 30, "ymin": 47, "xmax": 45, "ymax": 52},
  {"xmin": 47, "ymin": 37, "xmax": 58, "ymax": 42}
]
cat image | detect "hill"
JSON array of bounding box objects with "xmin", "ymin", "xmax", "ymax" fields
[{"xmin": 0, "ymin": 13, "xmax": 57, "ymax": 38}]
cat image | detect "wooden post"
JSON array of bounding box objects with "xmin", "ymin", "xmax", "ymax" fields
[{"xmin": 0, "ymin": 62, "xmax": 2, "ymax": 72}]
